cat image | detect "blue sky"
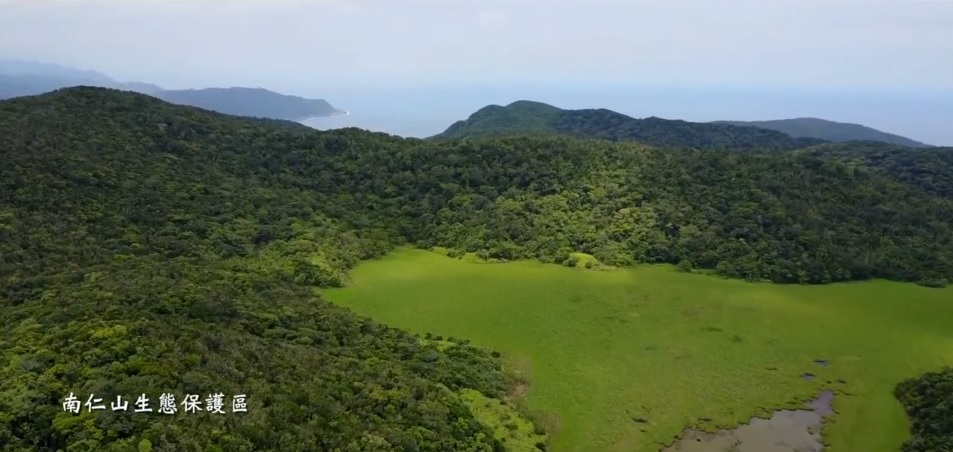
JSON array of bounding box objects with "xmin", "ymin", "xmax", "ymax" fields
[{"xmin": 2, "ymin": 0, "xmax": 952, "ymax": 143}]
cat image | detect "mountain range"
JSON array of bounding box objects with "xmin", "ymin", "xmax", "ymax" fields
[
  {"xmin": 1, "ymin": 86, "xmax": 951, "ymax": 451},
  {"xmin": 2, "ymin": 59, "xmax": 937, "ymax": 146},
  {"xmin": 0, "ymin": 59, "xmax": 342, "ymax": 121},
  {"xmin": 434, "ymin": 100, "xmax": 932, "ymax": 149}
]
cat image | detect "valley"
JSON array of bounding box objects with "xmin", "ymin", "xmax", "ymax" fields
[
  {"xmin": 5, "ymin": 2, "xmax": 953, "ymax": 450},
  {"xmin": 326, "ymin": 249, "xmax": 953, "ymax": 452},
  {"xmin": 1, "ymin": 87, "xmax": 950, "ymax": 451}
]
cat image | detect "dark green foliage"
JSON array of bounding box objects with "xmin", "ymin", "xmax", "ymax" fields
[
  {"xmin": 0, "ymin": 88, "xmax": 516, "ymax": 451},
  {"xmin": 800, "ymin": 142, "xmax": 953, "ymax": 198},
  {"xmin": 432, "ymin": 101, "xmax": 826, "ymax": 151},
  {"xmin": 385, "ymin": 138, "xmax": 953, "ymax": 286},
  {"xmin": 894, "ymin": 368, "xmax": 953, "ymax": 451},
  {"xmin": 2, "ymin": 87, "xmax": 953, "ymax": 450},
  {"xmin": 715, "ymin": 117, "xmax": 931, "ymax": 148},
  {"xmin": 676, "ymin": 260, "xmax": 693, "ymax": 273},
  {"xmin": 5, "ymin": 88, "xmax": 953, "ymax": 287},
  {"xmin": 548, "ymin": 110, "xmax": 826, "ymax": 151},
  {"xmin": 439, "ymin": 101, "xmax": 562, "ymax": 139}
]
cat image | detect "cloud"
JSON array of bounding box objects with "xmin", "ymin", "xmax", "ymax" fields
[{"xmin": 477, "ymin": 10, "xmax": 507, "ymax": 29}]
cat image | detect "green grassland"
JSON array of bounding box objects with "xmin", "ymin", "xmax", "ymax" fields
[{"xmin": 324, "ymin": 249, "xmax": 953, "ymax": 452}]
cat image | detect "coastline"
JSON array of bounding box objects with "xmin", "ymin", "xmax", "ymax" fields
[{"xmin": 297, "ymin": 110, "xmax": 350, "ymax": 122}]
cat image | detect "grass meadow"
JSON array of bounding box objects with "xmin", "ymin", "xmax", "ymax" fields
[{"xmin": 323, "ymin": 249, "xmax": 953, "ymax": 452}]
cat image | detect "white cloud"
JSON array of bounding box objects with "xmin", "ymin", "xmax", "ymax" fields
[{"xmin": 477, "ymin": 10, "xmax": 508, "ymax": 29}]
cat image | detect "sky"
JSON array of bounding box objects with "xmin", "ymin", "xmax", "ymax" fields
[{"xmin": 2, "ymin": 0, "xmax": 952, "ymax": 143}]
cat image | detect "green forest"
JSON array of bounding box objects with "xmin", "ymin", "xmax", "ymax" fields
[
  {"xmin": 715, "ymin": 118, "xmax": 931, "ymax": 148},
  {"xmin": 432, "ymin": 100, "xmax": 827, "ymax": 151},
  {"xmin": 895, "ymin": 368, "xmax": 953, "ymax": 451},
  {"xmin": 1, "ymin": 87, "xmax": 951, "ymax": 451}
]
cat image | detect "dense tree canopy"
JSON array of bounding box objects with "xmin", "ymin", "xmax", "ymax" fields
[
  {"xmin": 0, "ymin": 88, "xmax": 539, "ymax": 451},
  {"xmin": 433, "ymin": 100, "xmax": 826, "ymax": 151},
  {"xmin": 715, "ymin": 118, "xmax": 931, "ymax": 148},
  {"xmin": 894, "ymin": 367, "xmax": 953, "ymax": 451},
  {"xmin": 1, "ymin": 87, "xmax": 951, "ymax": 450},
  {"xmin": 715, "ymin": 118, "xmax": 930, "ymax": 148},
  {"xmin": 800, "ymin": 142, "xmax": 953, "ymax": 199}
]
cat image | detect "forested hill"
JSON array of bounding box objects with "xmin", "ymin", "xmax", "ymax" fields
[
  {"xmin": 153, "ymin": 87, "xmax": 339, "ymax": 121},
  {"xmin": 798, "ymin": 142, "xmax": 953, "ymax": 199},
  {"xmin": 2, "ymin": 87, "xmax": 953, "ymax": 450},
  {"xmin": 432, "ymin": 100, "xmax": 827, "ymax": 151},
  {"xmin": 0, "ymin": 59, "xmax": 341, "ymax": 121},
  {"xmin": 715, "ymin": 117, "xmax": 932, "ymax": 148},
  {"xmin": 0, "ymin": 88, "xmax": 540, "ymax": 452}
]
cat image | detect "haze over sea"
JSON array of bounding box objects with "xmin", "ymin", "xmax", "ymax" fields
[
  {"xmin": 302, "ymin": 82, "xmax": 953, "ymax": 145},
  {"xmin": 6, "ymin": 1, "xmax": 952, "ymax": 145}
]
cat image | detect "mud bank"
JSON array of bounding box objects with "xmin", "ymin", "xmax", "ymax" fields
[{"xmin": 660, "ymin": 390, "xmax": 836, "ymax": 452}]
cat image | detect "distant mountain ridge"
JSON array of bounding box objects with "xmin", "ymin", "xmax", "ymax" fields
[
  {"xmin": 156, "ymin": 87, "xmax": 339, "ymax": 121},
  {"xmin": 0, "ymin": 59, "xmax": 115, "ymax": 84},
  {"xmin": 434, "ymin": 100, "xmax": 827, "ymax": 151},
  {"xmin": 712, "ymin": 117, "xmax": 931, "ymax": 148},
  {"xmin": 0, "ymin": 58, "xmax": 342, "ymax": 121}
]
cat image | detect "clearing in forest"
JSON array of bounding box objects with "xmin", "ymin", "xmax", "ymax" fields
[{"xmin": 324, "ymin": 249, "xmax": 953, "ymax": 452}]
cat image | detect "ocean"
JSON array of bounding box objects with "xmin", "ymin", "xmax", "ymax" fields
[{"xmin": 300, "ymin": 83, "xmax": 953, "ymax": 145}]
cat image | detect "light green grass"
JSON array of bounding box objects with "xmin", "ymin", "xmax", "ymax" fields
[
  {"xmin": 459, "ymin": 388, "xmax": 547, "ymax": 451},
  {"xmin": 323, "ymin": 249, "xmax": 953, "ymax": 452}
]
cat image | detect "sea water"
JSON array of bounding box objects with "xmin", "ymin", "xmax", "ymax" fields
[{"xmin": 301, "ymin": 82, "xmax": 953, "ymax": 145}]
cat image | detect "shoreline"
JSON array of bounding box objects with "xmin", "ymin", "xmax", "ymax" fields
[{"xmin": 297, "ymin": 110, "xmax": 350, "ymax": 122}]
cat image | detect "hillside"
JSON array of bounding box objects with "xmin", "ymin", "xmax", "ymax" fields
[
  {"xmin": 0, "ymin": 88, "xmax": 537, "ymax": 452},
  {"xmin": 432, "ymin": 100, "xmax": 827, "ymax": 151},
  {"xmin": 798, "ymin": 142, "xmax": 953, "ymax": 198},
  {"xmin": 155, "ymin": 87, "xmax": 338, "ymax": 121},
  {"xmin": 0, "ymin": 59, "xmax": 115, "ymax": 84},
  {"xmin": 715, "ymin": 117, "xmax": 931, "ymax": 147},
  {"xmin": 0, "ymin": 74, "xmax": 90, "ymax": 100},
  {"xmin": 0, "ymin": 59, "xmax": 340, "ymax": 121},
  {"xmin": 438, "ymin": 100, "xmax": 563, "ymax": 138},
  {"xmin": 2, "ymin": 87, "xmax": 953, "ymax": 450}
]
